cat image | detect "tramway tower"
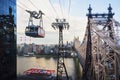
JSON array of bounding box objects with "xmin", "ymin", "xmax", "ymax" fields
[{"xmin": 52, "ymin": 19, "xmax": 70, "ymax": 80}]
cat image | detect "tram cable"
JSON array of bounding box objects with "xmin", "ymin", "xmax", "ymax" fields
[
  {"xmin": 17, "ymin": 0, "xmax": 71, "ymax": 22},
  {"xmin": 59, "ymin": 0, "xmax": 64, "ymax": 18},
  {"xmin": 68, "ymin": 0, "xmax": 71, "ymax": 21},
  {"xmin": 49, "ymin": 0, "xmax": 60, "ymax": 18},
  {"xmin": 17, "ymin": 1, "xmax": 45, "ymax": 38},
  {"xmin": 58, "ymin": 0, "xmax": 71, "ymax": 21},
  {"xmin": 17, "ymin": 0, "xmax": 54, "ymax": 22},
  {"xmin": 11, "ymin": 0, "xmax": 27, "ymax": 11},
  {"xmin": 28, "ymin": 0, "xmax": 39, "ymax": 10},
  {"xmin": 17, "ymin": 0, "xmax": 72, "ymax": 36},
  {"xmin": 28, "ymin": 0, "xmax": 55, "ymax": 21},
  {"xmin": 17, "ymin": 0, "xmax": 31, "ymax": 10},
  {"xmin": 17, "ymin": 1, "xmax": 30, "ymax": 13}
]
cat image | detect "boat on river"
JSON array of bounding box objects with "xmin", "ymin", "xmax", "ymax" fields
[{"xmin": 23, "ymin": 68, "xmax": 55, "ymax": 77}]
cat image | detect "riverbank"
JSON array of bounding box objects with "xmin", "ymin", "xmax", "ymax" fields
[{"xmin": 17, "ymin": 53, "xmax": 73, "ymax": 58}]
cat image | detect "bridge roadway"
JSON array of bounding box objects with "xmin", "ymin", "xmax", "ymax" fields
[{"xmin": 74, "ymin": 37, "xmax": 86, "ymax": 70}]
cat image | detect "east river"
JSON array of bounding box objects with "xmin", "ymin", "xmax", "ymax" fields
[{"xmin": 17, "ymin": 56, "xmax": 82, "ymax": 80}]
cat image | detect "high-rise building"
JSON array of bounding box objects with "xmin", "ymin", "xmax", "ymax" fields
[
  {"xmin": 0, "ymin": 0, "xmax": 16, "ymax": 80},
  {"xmin": 0, "ymin": 0, "xmax": 16, "ymax": 23}
]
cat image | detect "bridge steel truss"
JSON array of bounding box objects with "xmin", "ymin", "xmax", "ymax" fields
[{"xmin": 74, "ymin": 4, "xmax": 120, "ymax": 80}]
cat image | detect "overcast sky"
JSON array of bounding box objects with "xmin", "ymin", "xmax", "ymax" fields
[{"xmin": 17, "ymin": 0, "xmax": 120, "ymax": 44}]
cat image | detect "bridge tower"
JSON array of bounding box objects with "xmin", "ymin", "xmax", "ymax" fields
[
  {"xmin": 85, "ymin": 4, "xmax": 119, "ymax": 80},
  {"xmin": 79, "ymin": 4, "xmax": 120, "ymax": 80},
  {"xmin": 82, "ymin": 4, "xmax": 92, "ymax": 80},
  {"xmin": 74, "ymin": 4, "xmax": 120, "ymax": 80},
  {"xmin": 52, "ymin": 19, "xmax": 70, "ymax": 80}
]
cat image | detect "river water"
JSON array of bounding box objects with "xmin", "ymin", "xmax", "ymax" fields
[{"xmin": 17, "ymin": 56, "xmax": 76, "ymax": 80}]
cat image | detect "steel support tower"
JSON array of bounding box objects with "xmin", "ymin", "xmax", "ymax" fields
[
  {"xmin": 74, "ymin": 4, "xmax": 120, "ymax": 80},
  {"xmin": 52, "ymin": 19, "xmax": 70, "ymax": 80},
  {"xmin": 79, "ymin": 4, "xmax": 119, "ymax": 80}
]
